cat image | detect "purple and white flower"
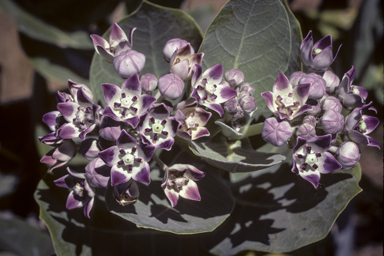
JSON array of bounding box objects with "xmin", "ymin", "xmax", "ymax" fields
[
  {"xmin": 90, "ymin": 23, "xmax": 135, "ymax": 62},
  {"xmin": 169, "ymin": 44, "xmax": 203, "ymax": 80},
  {"xmin": 40, "ymin": 140, "xmax": 76, "ymax": 171},
  {"xmin": 138, "ymin": 103, "xmax": 179, "ymax": 150},
  {"xmin": 292, "ymin": 135, "xmax": 342, "ymax": 188},
  {"xmin": 85, "ymin": 157, "xmax": 111, "ymax": 188},
  {"xmin": 338, "ymin": 66, "xmax": 367, "ymax": 109},
  {"xmin": 261, "ymin": 73, "xmax": 312, "ymax": 120},
  {"xmin": 102, "ymin": 74, "xmax": 156, "ymax": 128},
  {"xmin": 98, "ymin": 130, "xmax": 155, "ymax": 186},
  {"xmin": 191, "ymin": 64, "xmax": 237, "ymax": 116},
  {"xmin": 175, "ymin": 100, "xmax": 211, "ymax": 141},
  {"xmin": 54, "ymin": 168, "xmax": 95, "ymax": 218},
  {"xmin": 56, "ymin": 87, "xmax": 102, "ymax": 140},
  {"xmin": 161, "ymin": 164, "xmax": 205, "ymax": 207},
  {"xmin": 300, "ymin": 31, "xmax": 341, "ymax": 71},
  {"xmin": 344, "ymin": 103, "xmax": 380, "ymax": 149}
]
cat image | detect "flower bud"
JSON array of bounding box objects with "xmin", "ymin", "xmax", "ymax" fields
[
  {"xmin": 240, "ymin": 82, "xmax": 255, "ymax": 95},
  {"xmin": 79, "ymin": 139, "xmax": 100, "ymax": 161},
  {"xmin": 225, "ymin": 69, "xmax": 244, "ymax": 87},
  {"xmin": 224, "ymin": 98, "xmax": 240, "ymax": 114},
  {"xmin": 303, "ymin": 115, "xmax": 317, "ymax": 127},
  {"xmin": 113, "ymin": 50, "xmax": 145, "ymax": 78},
  {"xmin": 262, "ymin": 117, "xmax": 293, "ymax": 147},
  {"xmin": 299, "ymin": 73, "xmax": 326, "ymax": 99},
  {"xmin": 290, "ymin": 71, "xmax": 306, "ymax": 87},
  {"xmin": 296, "ymin": 123, "xmax": 316, "ymax": 140},
  {"xmin": 163, "ymin": 38, "xmax": 189, "ymax": 62},
  {"xmin": 320, "ymin": 109, "xmax": 344, "ymax": 134},
  {"xmin": 140, "ymin": 73, "xmax": 158, "ymax": 92},
  {"xmin": 158, "ymin": 73, "xmax": 184, "ymax": 99},
  {"xmin": 321, "ymin": 96, "xmax": 342, "ymax": 112},
  {"xmin": 336, "ymin": 141, "xmax": 360, "ymax": 170},
  {"xmin": 306, "ymin": 99, "xmax": 321, "ymax": 116},
  {"xmin": 322, "ymin": 70, "xmax": 340, "ymax": 94},
  {"xmin": 239, "ymin": 95, "xmax": 257, "ymax": 113}
]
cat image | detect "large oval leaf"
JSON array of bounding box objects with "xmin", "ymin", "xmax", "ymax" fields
[
  {"xmin": 34, "ymin": 170, "xmax": 209, "ymax": 255},
  {"xmin": 89, "ymin": 1, "xmax": 203, "ymax": 105},
  {"xmin": 199, "ymin": 163, "xmax": 362, "ymax": 255},
  {"xmin": 106, "ymin": 156, "xmax": 234, "ymax": 234},
  {"xmin": 189, "ymin": 134, "xmax": 285, "ymax": 173},
  {"xmin": 199, "ymin": 0, "xmax": 299, "ymax": 118}
]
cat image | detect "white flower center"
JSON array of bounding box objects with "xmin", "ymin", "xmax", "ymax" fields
[
  {"xmin": 312, "ymin": 48, "xmax": 322, "ymax": 56},
  {"xmin": 305, "ymin": 153, "xmax": 318, "ymax": 166},
  {"xmin": 121, "ymin": 153, "xmax": 135, "ymax": 166},
  {"xmin": 185, "ymin": 115, "xmax": 196, "ymax": 129},
  {"xmin": 358, "ymin": 119, "xmax": 367, "ymax": 133},
  {"xmin": 73, "ymin": 182, "xmax": 84, "ymax": 197},
  {"xmin": 120, "ymin": 97, "xmax": 132, "ymax": 108},
  {"xmin": 152, "ymin": 120, "xmax": 164, "ymax": 134},
  {"xmin": 205, "ymin": 83, "xmax": 216, "ymax": 94},
  {"xmin": 281, "ymin": 95, "xmax": 294, "ymax": 108}
]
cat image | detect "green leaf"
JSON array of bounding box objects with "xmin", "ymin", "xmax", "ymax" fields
[
  {"xmin": 189, "ymin": 134, "xmax": 285, "ymax": 173},
  {"xmin": 89, "ymin": 1, "xmax": 203, "ymax": 105},
  {"xmin": 0, "ymin": 0, "xmax": 93, "ymax": 49},
  {"xmin": 0, "ymin": 214, "xmax": 54, "ymax": 256},
  {"xmin": 199, "ymin": 0, "xmax": 301, "ymax": 119},
  {"xmin": 281, "ymin": 0, "xmax": 303, "ymax": 77},
  {"xmin": 106, "ymin": 161, "xmax": 234, "ymax": 234},
  {"xmin": 200, "ymin": 164, "xmax": 362, "ymax": 255}
]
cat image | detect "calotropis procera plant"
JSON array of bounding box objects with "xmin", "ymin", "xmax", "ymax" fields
[{"xmin": 34, "ymin": 1, "xmax": 380, "ymax": 255}]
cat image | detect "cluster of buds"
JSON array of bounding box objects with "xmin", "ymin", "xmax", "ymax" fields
[
  {"xmin": 39, "ymin": 25, "xmax": 250, "ymax": 217},
  {"xmin": 261, "ymin": 31, "xmax": 380, "ymax": 188}
]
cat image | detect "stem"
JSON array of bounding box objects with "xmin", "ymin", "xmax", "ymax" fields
[
  {"xmin": 328, "ymin": 145, "xmax": 338, "ymax": 154},
  {"xmin": 240, "ymin": 122, "xmax": 264, "ymax": 138},
  {"xmin": 152, "ymin": 154, "xmax": 168, "ymax": 171}
]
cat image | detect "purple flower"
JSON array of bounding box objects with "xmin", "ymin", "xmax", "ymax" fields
[
  {"xmin": 54, "ymin": 168, "xmax": 95, "ymax": 218},
  {"xmin": 90, "ymin": 23, "xmax": 135, "ymax": 62},
  {"xmin": 102, "ymin": 74, "xmax": 156, "ymax": 128},
  {"xmin": 320, "ymin": 109, "xmax": 345, "ymax": 134},
  {"xmin": 239, "ymin": 95, "xmax": 257, "ymax": 114},
  {"xmin": 40, "ymin": 140, "xmax": 76, "ymax": 171},
  {"xmin": 98, "ymin": 130, "xmax": 155, "ymax": 186},
  {"xmin": 56, "ymin": 87, "xmax": 102, "ymax": 140},
  {"xmin": 262, "ymin": 117, "xmax": 293, "ymax": 147},
  {"xmin": 303, "ymin": 115, "xmax": 317, "ymax": 127},
  {"xmin": 298, "ymin": 73, "xmax": 326, "ymax": 99},
  {"xmin": 158, "ymin": 73, "xmax": 185, "ymax": 99},
  {"xmin": 225, "ymin": 69, "xmax": 244, "ymax": 87},
  {"xmin": 161, "ymin": 164, "xmax": 205, "ymax": 207},
  {"xmin": 300, "ymin": 31, "xmax": 341, "ymax": 71},
  {"xmin": 239, "ymin": 82, "xmax": 255, "ymax": 95},
  {"xmin": 175, "ymin": 100, "xmax": 211, "ymax": 140},
  {"xmin": 292, "ymin": 135, "xmax": 342, "ymax": 188},
  {"xmin": 338, "ymin": 66, "xmax": 367, "ymax": 109},
  {"xmin": 169, "ymin": 44, "xmax": 203, "ymax": 80},
  {"xmin": 344, "ymin": 103, "xmax": 380, "ymax": 149},
  {"xmin": 99, "ymin": 116, "xmax": 130, "ymax": 141},
  {"xmin": 140, "ymin": 73, "xmax": 158, "ymax": 93},
  {"xmin": 191, "ymin": 64, "xmax": 237, "ymax": 116},
  {"xmin": 322, "ymin": 71, "xmax": 340, "ymax": 94},
  {"xmin": 138, "ymin": 103, "xmax": 180, "ymax": 150},
  {"xmin": 261, "ymin": 73, "xmax": 312, "ymax": 120},
  {"xmin": 113, "ymin": 50, "xmax": 146, "ymax": 79},
  {"xmin": 336, "ymin": 142, "xmax": 361, "ymax": 170},
  {"xmin": 163, "ymin": 38, "xmax": 190, "ymax": 62},
  {"xmin": 113, "ymin": 179, "xmax": 140, "ymax": 206},
  {"xmin": 79, "ymin": 138, "xmax": 100, "ymax": 161}
]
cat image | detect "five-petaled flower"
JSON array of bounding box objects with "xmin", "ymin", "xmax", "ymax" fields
[
  {"xmin": 138, "ymin": 103, "xmax": 180, "ymax": 150},
  {"xmin": 98, "ymin": 130, "xmax": 155, "ymax": 186},
  {"xmin": 261, "ymin": 73, "xmax": 312, "ymax": 120},
  {"xmin": 102, "ymin": 74, "xmax": 156, "ymax": 128},
  {"xmin": 292, "ymin": 135, "xmax": 342, "ymax": 188},
  {"xmin": 90, "ymin": 23, "xmax": 136, "ymax": 63},
  {"xmin": 161, "ymin": 164, "xmax": 205, "ymax": 207},
  {"xmin": 54, "ymin": 167, "xmax": 95, "ymax": 218},
  {"xmin": 191, "ymin": 64, "xmax": 237, "ymax": 116}
]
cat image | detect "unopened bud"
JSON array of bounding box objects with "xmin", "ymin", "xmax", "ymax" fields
[
  {"xmin": 113, "ymin": 50, "xmax": 145, "ymax": 78},
  {"xmin": 158, "ymin": 73, "xmax": 184, "ymax": 100}
]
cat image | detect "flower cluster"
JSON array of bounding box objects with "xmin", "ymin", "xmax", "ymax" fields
[
  {"xmin": 261, "ymin": 31, "xmax": 380, "ymax": 188},
  {"xmin": 39, "ymin": 24, "xmax": 249, "ymax": 217}
]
